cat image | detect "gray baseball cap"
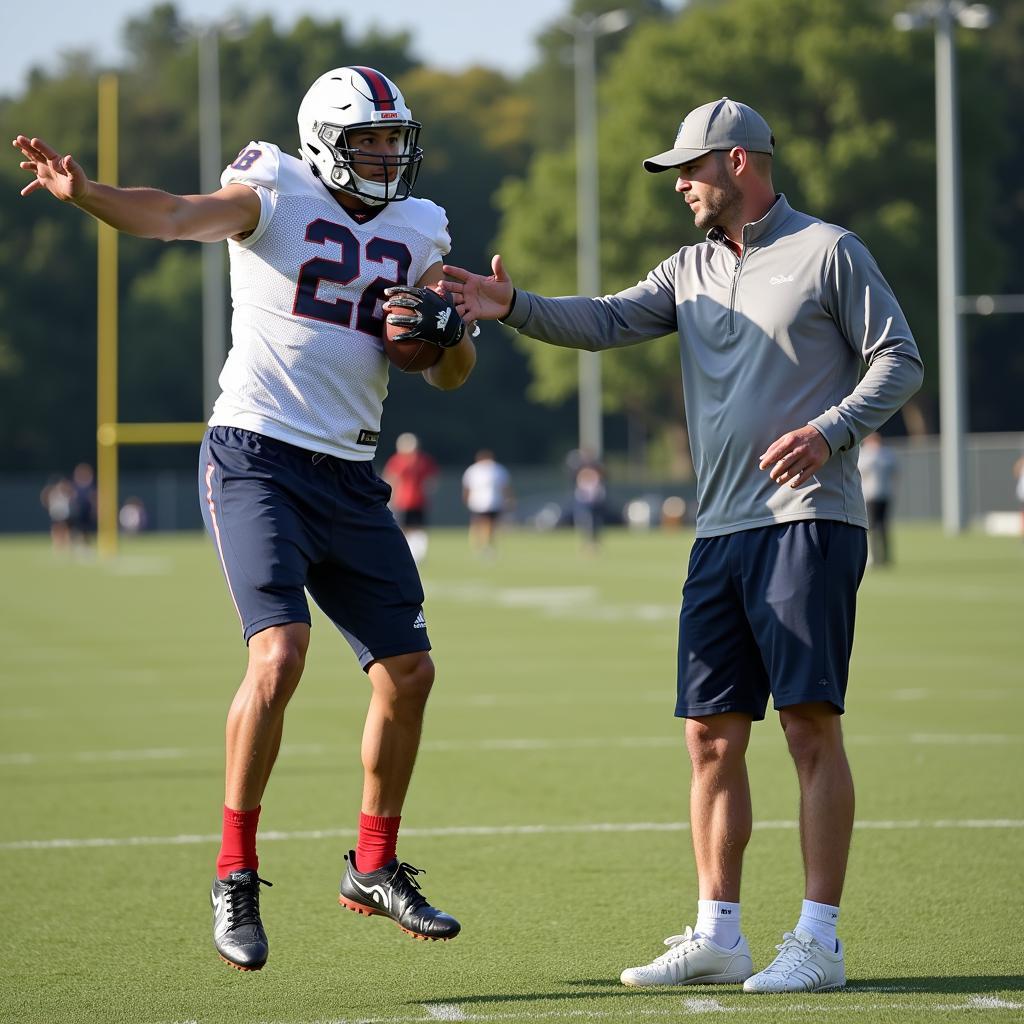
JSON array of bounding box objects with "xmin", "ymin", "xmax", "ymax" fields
[{"xmin": 643, "ymin": 97, "xmax": 774, "ymax": 173}]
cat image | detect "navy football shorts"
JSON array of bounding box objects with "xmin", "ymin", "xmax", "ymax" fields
[
  {"xmin": 676, "ymin": 520, "xmax": 867, "ymax": 720},
  {"xmin": 199, "ymin": 427, "xmax": 430, "ymax": 668}
]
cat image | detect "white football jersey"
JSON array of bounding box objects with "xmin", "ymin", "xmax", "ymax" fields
[
  {"xmin": 462, "ymin": 459, "xmax": 511, "ymax": 514},
  {"xmin": 209, "ymin": 141, "xmax": 451, "ymax": 459}
]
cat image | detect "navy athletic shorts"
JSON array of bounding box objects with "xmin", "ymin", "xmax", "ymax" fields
[
  {"xmin": 199, "ymin": 426, "xmax": 430, "ymax": 667},
  {"xmin": 676, "ymin": 520, "xmax": 867, "ymax": 720}
]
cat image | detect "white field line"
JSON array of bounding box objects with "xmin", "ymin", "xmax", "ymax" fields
[
  {"xmin": 2, "ymin": 818, "xmax": 1022, "ymax": 853},
  {"xmin": 682, "ymin": 998, "xmax": 729, "ymax": 1013},
  {"xmin": 2, "ymin": 731, "xmax": 1020, "ymax": 766},
  {"xmin": 152, "ymin": 993, "xmax": 1024, "ymax": 1022},
  {"xmin": 426, "ymin": 581, "xmax": 680, "ymax": 623},
  {"xmin": 433, "ymin": 577, "xmax": 1019, "ymax": 618},
  {"xmin": 422, "ymin": 1006, "xmax": 468, "ymax": 1021},
  {"xmin": 3, "ymin": 686, "xmax": 1014, "ymax": 719},
  {"xmin": 958, "ymin": 997, "xmax": 1024, "ymax": 1010}
]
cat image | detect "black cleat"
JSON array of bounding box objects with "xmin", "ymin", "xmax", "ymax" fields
[
  {"xmin": 211, "ymin": 869, "xmax": 272, "ymax": 971},
  {"xmin": 339, "ymin": 851, "xmax": 461, "ymax": 941}
]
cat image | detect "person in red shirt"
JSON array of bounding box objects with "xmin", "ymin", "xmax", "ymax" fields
[{"xmin": 384, "ymin": 433, "xmax": 439, "ymax": 563}]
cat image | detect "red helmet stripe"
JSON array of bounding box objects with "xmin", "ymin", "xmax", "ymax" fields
[{"xmin": 350, "ymin": 66, "xmax": 396, "ymax": 111}]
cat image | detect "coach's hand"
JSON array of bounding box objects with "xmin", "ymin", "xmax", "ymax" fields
[
  {"xmin": 383, "ymin": 286, "xmax": 465, "ymax": 348},
  {"xmin": 442, "ymin": 254, "xmax": 515, "ymax": 322},
  {"xmin": 760, "ymin": 425, "xmax": 831, "ymax": 488}
]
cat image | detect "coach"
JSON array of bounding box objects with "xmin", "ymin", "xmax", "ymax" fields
[{"xmin": 440, "ymin": 96, "xmax": 923, "ymax": 994}]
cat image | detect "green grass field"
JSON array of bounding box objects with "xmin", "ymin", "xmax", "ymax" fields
[{"xmin": 1, "ymin": 525, "xmax": 1022, "ymax": 1024}]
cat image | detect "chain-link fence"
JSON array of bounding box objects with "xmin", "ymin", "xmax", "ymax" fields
[{"xmin": 5, "ymin": 433, "xmax": 1022, "ymax": 535}]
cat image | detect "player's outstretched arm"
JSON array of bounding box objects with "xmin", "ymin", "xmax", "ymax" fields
[
  {"xmin": 442, "ymin": 254, "xmax": 515, "ymax": 322},
  {"xmin": 13, "ymin": 134, "xmax": 260, "ymax": 243}
]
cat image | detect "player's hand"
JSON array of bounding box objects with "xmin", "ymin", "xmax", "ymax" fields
[
  {"xmin": 383, "ymin": 285, "xmax": 465, "ymax": 347},
  {"xmin": 759, "ymin": 425, "xmax": 831, "ymax": 488},
  {"xmin": 441, "ymin": 254, "xmax": 515, "ymax": 322},
  {"xmin": 12, "ymin": 135, "xmax": 89, "ymax": 202}
]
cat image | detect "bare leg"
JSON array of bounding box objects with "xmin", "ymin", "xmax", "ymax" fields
[
  {"xmin": 224, "ymin": 623, "xmax": 309, "ymax": 810},
  {"xmin": 361, "ymin": 651, "xmax": 435, "ymax": 816},
  {"xmin": 482, "ymin": 515, "xmax": 497, "ymax": 550},
  {"xmin": 779, "ymin": 703, "xmax": 854, "ymax": 906},
  {"xmin": 685, "ymin": 713, "xmax": 753, "ymax": 901}
]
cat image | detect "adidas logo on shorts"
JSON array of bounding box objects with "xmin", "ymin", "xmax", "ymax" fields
[{"xmin": 413, "ymin": 610, "xmax": 426, "ymax": 629}]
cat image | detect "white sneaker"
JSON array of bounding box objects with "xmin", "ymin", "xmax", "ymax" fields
[
  {"xmin": 742, "ymin": 927, "xmax": 846, "ymax": 993},
  {"xmin": 620, "ymin": 926, "xmax": 754, "ymax": 987}
]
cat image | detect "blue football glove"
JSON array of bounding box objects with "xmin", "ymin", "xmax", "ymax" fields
[{"xmin": 383, "ymin": 286, "xmax": 465, "ymax": 348}]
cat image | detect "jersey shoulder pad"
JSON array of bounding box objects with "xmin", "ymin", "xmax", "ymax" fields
[
  {"xmin": 220, "ymin": 141, "xmax": 282, "ymax": 191},
  {"xmin": 399, "ymin": 197, "xmax": 451, "ymax": 257},
  {"xmin": 400, "ymin": 196, "xmax": 445, "ymax": 228},
  {"xmin": 274, "ymin": 150, "xmax": 328, "ymax": 198}
]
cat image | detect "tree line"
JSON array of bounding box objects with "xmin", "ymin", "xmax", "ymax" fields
[{"xmin": 1, "ymin": 0, "xmax": 1021, "ymax": 477}]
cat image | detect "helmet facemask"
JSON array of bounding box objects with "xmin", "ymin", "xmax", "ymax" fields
[{"xmin": 314, "ymin": 119, "xmax": 422, "ymax": 206}]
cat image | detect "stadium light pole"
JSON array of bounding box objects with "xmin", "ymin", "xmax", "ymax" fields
[
  {"xmin": 96, "ymin": 73, "xmax": 120, "ymax": 558},
  {"xmin": 197, "ymin": 24, "xmax": 227, "ymax": 420},
  {"xmin": 894, "ymin": 1, "xmax": 993, "ymax": 534},
  {"xmin": 562, "ymin": 9, "xmax": 631, "ymax": 460}
]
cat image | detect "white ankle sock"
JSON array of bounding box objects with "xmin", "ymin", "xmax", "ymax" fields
[
  {"xmin": 796, "ymin": 899, "xmax": 840, "ymax": 949},
  {"xmin": 694, "ymin": 899, "xmax": 741, "ymax": 948}
]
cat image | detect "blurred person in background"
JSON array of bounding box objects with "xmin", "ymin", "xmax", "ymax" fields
[
  {"xmin": 443, "ymin": 96, "xmax": 923, "ymax": 995},
  {"xmin": 40, "ymin": 476, "xmax": 74, "ymax": 553},
  {"xmin": 461, "ymin": 449, "xmax": 512, "ymax": 557},
  {"xmin": 383, "ymin": 432, "xmax": 438, "ymax": 564},
  {"xmin": 858, "ymin": 433, "xmax": 898, "ymax": 566},
  {"xmin": 118, "ymin": 496, "xmax": 148, "ymax": 534},
  {"xmin": 14, "ymin": 64, "xmax": 474, "ymax": 972},
  {"xmin": 68, "ymin": 462, "xmax": 97, "ymax": 546},
  {"xmin": 573, "ymin": 457, "xmax": 607, "ymax": 554},
  {"xmin": 1014, "ymin": 454, "xmax": 1024, "ymax": 539}
]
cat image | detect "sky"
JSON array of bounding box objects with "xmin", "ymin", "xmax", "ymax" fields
[{"xmin": 2, "ymin": 0, "xmax": 597, "ymax": 97}]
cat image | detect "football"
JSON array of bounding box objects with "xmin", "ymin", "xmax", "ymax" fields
[
  {"xmin": 383, "ymin": 323, "xmax": 444, "ymax": 373},
  {"xmin": 382, "ymin": 286, "xmax": 445, "ymax": 373}
]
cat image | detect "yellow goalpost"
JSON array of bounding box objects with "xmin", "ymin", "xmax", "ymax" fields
[{"xmin": 95, "ymin": 73, "xmax": 206, "ymax": 556}]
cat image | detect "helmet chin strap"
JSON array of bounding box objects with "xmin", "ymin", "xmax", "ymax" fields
[
  {"xmin": 351, "ymin": 169, "xmax": 394, "ymax": 205},
  {"xmin": 328, "ymin": 164, "xmax": 392, "ymax": 207}
]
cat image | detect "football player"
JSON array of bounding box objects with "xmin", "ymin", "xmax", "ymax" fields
[{"xmin": 14, "ymin": 65, "xmax": 474, "ymax": 971}]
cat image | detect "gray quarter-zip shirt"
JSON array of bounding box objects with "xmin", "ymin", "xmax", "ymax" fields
[{"xmin": 502, "ymin": 195, "xmax": 924, "ymax": 537}]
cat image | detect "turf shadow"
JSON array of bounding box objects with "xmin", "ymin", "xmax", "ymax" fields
[
  {"xmin": 848, "ymin": 976, "xmax": 1024, "ymax": 994},
  {"xmin": 418, "ymin": 987, "xmax": 631, "ymax": 1006},
  {"xmin": 420, "ymin": 976, "xmax": 1024, "ymax": 1005}
]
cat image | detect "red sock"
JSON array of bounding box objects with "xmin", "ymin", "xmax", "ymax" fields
[
  {"xmin": 355, "ymin": 812, "xmax": 401, "ymax": 873},
  {"xmin": 217, "ymin": 804, "xmax": 260, "ymax": 879}
]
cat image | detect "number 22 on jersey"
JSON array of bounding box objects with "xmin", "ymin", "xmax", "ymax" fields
[{"xmin": 292, "ymin": 219, "xmax": 412, "ymax": 336}]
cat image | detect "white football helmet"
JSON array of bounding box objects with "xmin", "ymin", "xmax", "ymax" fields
[{"xmin": 297, "ymin": 66, "xmax": 422, "ymax": 206}]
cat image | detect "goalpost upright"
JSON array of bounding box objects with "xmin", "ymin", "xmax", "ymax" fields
[{"xmin": 95, "ymin": 73, "xmax": 206, "ymax": 557}]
